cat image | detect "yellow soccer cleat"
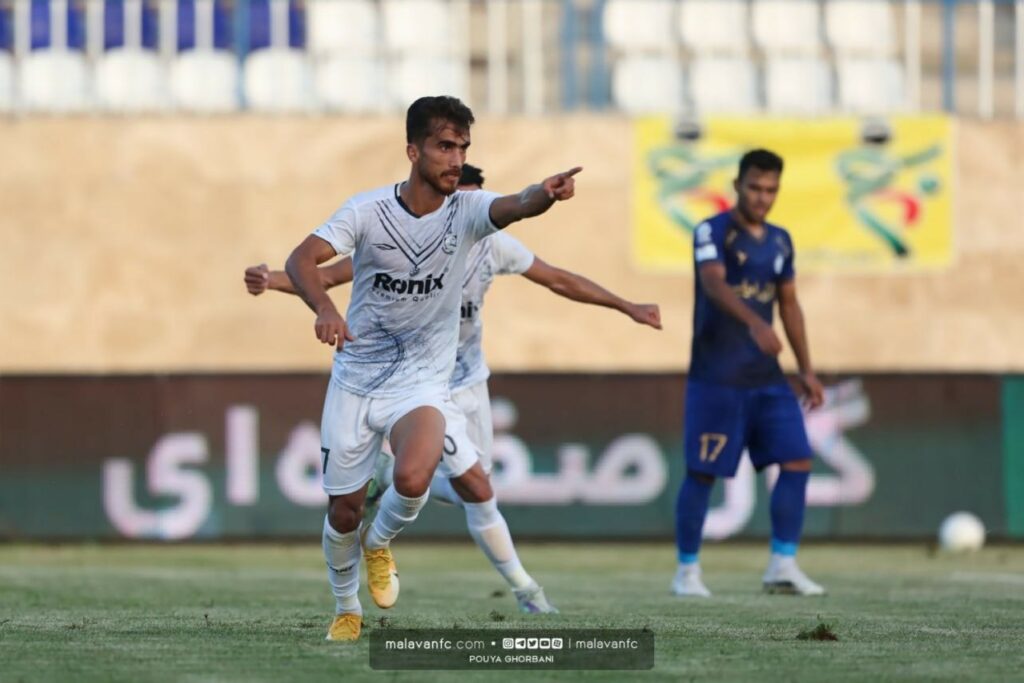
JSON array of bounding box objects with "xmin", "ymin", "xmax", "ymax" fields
[
  {"xmin": 325, "ymin": 613, "xmax": 362, "ymax": 641},
  {"xmin": 361, "ymin": 528, "xmax": 400, "ymax": 609}
]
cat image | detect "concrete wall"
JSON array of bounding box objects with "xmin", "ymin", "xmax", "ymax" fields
[{"xmin": 1, "ymin": 117, "xmax": 1021, "ymax": 373}]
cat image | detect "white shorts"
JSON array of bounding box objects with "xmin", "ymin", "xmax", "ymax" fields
[
  {"xmin": 436, "ymin": 380, "xmax": 494, "ymax": 478},
  {"xmin": 320, "ymin": 383, "xmax": 478, "ymax": 496}
]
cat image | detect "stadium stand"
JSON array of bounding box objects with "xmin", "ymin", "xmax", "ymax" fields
[
  {"xmin": 836, "ymin": 56, "xmax": 906, "ymax": 113},
  {"xmin": 764, "ymin": 56, "xmax": 833, "ymax": 115},
  {"xmin": 825, "ymin": 0, "xmax": 896, "ymax": 57},
  {"xmin": 170, "ymin": 47, "xmax": 237, "ymax": 111},
  {"xmin": 308, "ymin": 0, "xmax": 383, "ymax": 112},
  {"xmin": 19, "ymin": 48, "xmax": 90, "ymax": 111},
  {"xmin": 677, "ymin": 0, "xmax": 749, "ymax": 56},
  {"xmin": 95, "ymin": 47, "xmax": 166, "ymax": 111},
  {"xmin": 243, "ymin": 46, "xmax": 311, "ymax": 112},
  {"xmin": 751, "ymin": 0, "xmax": 822, "ymax": 56},
  {"xmin": 610, "ymin": 53, "xmax": 684, "ymax": 114},
  {"xmin": 689, "ymin": 55, "xmax": 758, "ymax": 113},
  {"xmin": 0, "ymin": 0, "xmax": 1017, "ymax": 117},
  {"xmin": 602, "ymin": 0, "xmax": 676, "ymax": 53},
  {"xmin": 380, "ymin": 0, "xmax": 467, "ymax": 107},
  {"xmin": 0, "ymin": 51, "xmax": 13, "ymax": 111}
]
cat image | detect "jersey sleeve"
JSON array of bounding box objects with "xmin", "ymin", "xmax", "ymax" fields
[
  {"xmin": 490, "ymin": 232, "xmax": 535, "ymax": 275},
  {"xmin": 777, "ymin": 230, "xmax": 796, "ymax": 282},
  {"xmin": 693, "ymin": 220, "xmax": 725, "ymax": 265},
  {"xmin": 460, "ymin": 190, "xmax": 502, "ymax": 242},
  {"xmin": 312, "ymin": 200, "xmax": 359, "ymax": 256}
]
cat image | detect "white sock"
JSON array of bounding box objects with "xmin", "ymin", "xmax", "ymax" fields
[
  {"xmin": 365, "ymin": 487, "xmax": 429, "ymax": 550},
  {"xmin": 464, "ymin": 497, "xmax": 534, "ymax": 590},
  {"xmin": 322, "ymin": 516, "xmax": 362, "ymax": 615},
  {"xmin": 429, "ymin": 474, "xmax": 465, "ymax": 507}
]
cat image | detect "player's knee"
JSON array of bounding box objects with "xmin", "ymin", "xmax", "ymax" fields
[
  {"xmin": 687, "ymin": 470, "xmax": 716, "ymax": 486},
  {"xmin": 327, "ymin": 498, "xmax": 362, "ymax": 533},
  {"xmin": 781, "ymin": 459, "xmax": 813, "ymax": 472},
  {"xmin": 392, "ymin": 469, "xmax": 431, "ymax": 497},
  {"xmin": 452, "ymin": 471, "xmax": 493, "ymax": 503}
]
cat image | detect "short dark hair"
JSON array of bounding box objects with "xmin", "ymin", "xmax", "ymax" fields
[
  {"xmin": 459, "ymin": 164, "xmax": 485, "ymax": 187},
  {"xmin": 406, "ymin": 96, "xmax": 476, "ymax": 145},
  {"xmin": 738, "ymin": 149, "xmax": 784, "ymax": 179}
]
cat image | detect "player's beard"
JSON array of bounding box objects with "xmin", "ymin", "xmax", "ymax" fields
[{"xmin": 420, "ymin": 161, "xmax": 460, "ymax": 197}]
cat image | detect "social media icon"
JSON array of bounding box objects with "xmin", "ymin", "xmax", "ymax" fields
[
  {"xmin": 515, "ymin": 638, "xmax": 526, "ymax": 649},
  {"xmin": 527, "ymin": 638, "xmax": 539, "ymax": 649},
  {"xmin": 539, "ymin": 638, "xmax": 551, "ymax": 649},
  {"xmin": 552, "ymin": 638, "xmax": 564, "ymax": 650},
  {"xmin": 502, "ymin": 638, "xmax": 514, "ymax": 650}
]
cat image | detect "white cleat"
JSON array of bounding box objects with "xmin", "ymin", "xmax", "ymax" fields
[
  {"xmin": 671, "ymin": 563, "xmax": 712, "ymax": 598},
  {"xmin": 514, "ymin": 583, "xmax": 559, "ymax": 614},
  {"xmin": 762, "ymin": 555, "xmax": 826, "ymax": 596}
]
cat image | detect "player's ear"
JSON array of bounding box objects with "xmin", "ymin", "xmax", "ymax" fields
[{"xmin": 407, "ymin": 142, "xmax": 419, "ymax": 164}]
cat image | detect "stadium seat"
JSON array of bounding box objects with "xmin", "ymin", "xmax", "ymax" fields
[
  {"xmin": 764, "ymin": 57, "xmax": 832, "ymax": 115},
  {"xmin": 315, "ymin": 54, "xmax": 385, "ymax": 112},
  {"xmin": 836, "ymin": 57, "xmax": 905, "ymax": 113},
  {"xmin": 610, "ymin": 55, "xmax": 684, "ymax": 114},
  {"xmin": 94, "ymin": 48, "xmax": 167, "ymax": 112},
  {"xmin": 175, "ymin": 0, "xmax": 234, "ymax": 51},
  {"xmin": 388, "ymin": 55, "xmax": 469, "ymax": 109},
  {"xmin": 689, "ymin": 57, "xmax": 758, "ymax": 113},
  {"xmin": 751, "ymin": 0, "xmax": 821, "ymax": 55},
  {"xmin": 825, "ymin": 0, "xmax": 896, "ymax": 56},
  {"xmin": 18, "ymin": 49, "xmax": 90, "ymax": 112},
  {"xmin": 0, "ymin": 52, "xmax": 13, "ymax": 111},
  {"xmin": 602, "ymin": 0, "xmax": 676, "ymax": 52},
  {"xmin": 381, "ymin": 0, "xmax": 455, "ymax": 54},
  {"xmin": 247, "ymin": 0, "xmax": 306, "ymax": 51},
  {"xmin": 243, "ymin": 47, "xmax": 312, "ymax": 112},
  {"xmin": 678, "ymin": 0, "xmax": 750, "ymax": 55},
  {"xmin": 307, "ymin": 0, "xmax": 378, "ymax": 56},
  {"xmin": 170, "ymin": 49, "xmax": 239, "ymax": 113}
]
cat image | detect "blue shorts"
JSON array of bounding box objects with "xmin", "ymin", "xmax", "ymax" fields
[{"xmin": 683, "ymin": 378, "xmax": 813, "ymax": 478}]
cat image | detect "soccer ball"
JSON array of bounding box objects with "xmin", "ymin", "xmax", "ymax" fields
[{"xmin": 938, "ymin": 512, "xmax": 986, "ymax": 553}]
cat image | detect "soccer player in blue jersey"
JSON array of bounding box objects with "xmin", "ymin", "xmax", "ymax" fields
[{"xmin": 672, "ymin": 149, "xmax": 826, "ymax": 597}]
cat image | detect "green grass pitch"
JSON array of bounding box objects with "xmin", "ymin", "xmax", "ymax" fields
[{"xmin": 1, "ymin": 542, "xmax": 1023, "ymax": 682}]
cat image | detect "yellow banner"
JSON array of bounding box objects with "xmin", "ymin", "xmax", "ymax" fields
[{"xmin": 633, "ymin": 116, "xmax": 954, "ymax": 272}]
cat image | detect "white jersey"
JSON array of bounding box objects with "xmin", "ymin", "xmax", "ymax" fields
[
  {"xmin": 313, "ymin": 183, "xmax": 500, "ymax": 397},
  {"xmin": 450, "ymin": 231, "xmax": 535, "ymax": 391}
]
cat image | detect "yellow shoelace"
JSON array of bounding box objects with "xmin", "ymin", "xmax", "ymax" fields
[{"xmin": 365, "ymin": 548, "xmax": 394, "ymax": 587}]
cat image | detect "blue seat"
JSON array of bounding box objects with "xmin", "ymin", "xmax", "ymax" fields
[
  {"xmin": 249, "ymin": 0, "xmax": 305, "ymax": 51},
  {"xmin": 0, "ymin": 2, "xmax": 12, "ymax": 52},
  {"xmin": 176, "ymin": 0, "xmax": 234, "ymax": 51},
  {"xmin": 30, "ymin": 0, "xmax": 87, "ymax": 50},
  {"xmin": 102, "ymin": 0, "xmax": 160, "ymax": 50}
]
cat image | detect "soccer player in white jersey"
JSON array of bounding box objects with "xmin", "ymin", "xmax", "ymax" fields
[
  {"xmin": 283, "ymin": 96, "xmax": 581, "ymax": 641},
  {"xmin": 246, "ymin": 164, "xmax": 661, "ymax": 618}
]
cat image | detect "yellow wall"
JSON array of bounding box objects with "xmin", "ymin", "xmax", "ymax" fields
[{"xmin": 1, "ymin": 117, "xmax": 1021, "ymax": 373}]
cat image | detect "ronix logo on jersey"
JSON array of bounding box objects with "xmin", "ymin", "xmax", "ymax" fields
[
  {"xmin": 372, "ymin": 272, "xmax": 445, "ymax": 296},
  {"xmin": 461, "ymin": 300, "xmax": 479, "ymax": 321}
]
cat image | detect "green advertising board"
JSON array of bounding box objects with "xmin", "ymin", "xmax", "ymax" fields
[{"xmin": 0, "ymin": 374, "xmax": 1018, "ymax": 541}]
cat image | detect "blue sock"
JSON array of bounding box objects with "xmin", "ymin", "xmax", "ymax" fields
[
  {"xmin": 675, "ymin": 474, "xmax": 713, "ymax": 564},
  {"xmin": 770, "ymin": 470, "xmax": 810, "ymax": 556}
]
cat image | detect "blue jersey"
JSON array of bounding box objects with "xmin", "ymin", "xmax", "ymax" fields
[{"xmin": 689, "ymin": 211, "xmax": 795, "ymax": 387}]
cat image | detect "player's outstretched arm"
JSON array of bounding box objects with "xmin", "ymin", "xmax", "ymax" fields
[
  {"xmin": 244, "ymin": 260, "xmax": 354, "ymax": 297},
  {"xmin": 778, "ymin": 280, "xmax": 824, "ymax": 408},
  {"xmin": 488, "ymin": 167, "xmax": 583, "ymax": 229},
  {"xmin": 522, "ymin": 257, "xmax": 662, "ymax": 329},
  {"xmin": 285, "ymin": 236, "xmax": 356, "ymax": 348},
  {"xmin": 698, "ymin": 262, "xmax": 782, "ymax": 356}
]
